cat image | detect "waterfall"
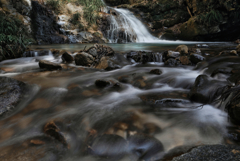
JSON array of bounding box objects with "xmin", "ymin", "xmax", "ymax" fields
[{"xmin": 104, "ymin": 7, "xmax": 158, "ymax": 43}]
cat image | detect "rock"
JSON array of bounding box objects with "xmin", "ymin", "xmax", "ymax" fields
[
  {"xmin": 118, "ymin": 75, "xmax": 134, "ymax": 83},
  {"xmin": 235, "ymin": 39, "xmax": 240, "ymax": 44},
  {"xmin": 165, "ymin": 58, "xmax": 179, "ymax": 66},
  {"xmin": 176, "ymin": 45, "xmax": 188, "ymax": 54},
  {"xmin": 127, "ymin": 135, "xmax": 164, "ymax": 161},
  {"xmin": 230, "ymin": 50, "xmax": 238, "ymax": 56},
  {"xmin": 172, "ymin": 145, "xmax": 240, "ymax": 161},
  {"xmin": 95, "ymin": 79, "xmax": 111, "ymax": 88},
  {"xmin": 61, "ymin": 51, "xmax": 74, "ymax": 63},
  {"xmin": 150, "ymin": 69, "xmax": 162, "ymax": 75},
  {"xmin": 189, "ymin": 54, "xmax": 205, "ymax": 64},
  {"xmin": 189, "ymin": 75, "xmax": 228, "ymax": 103},
  {"xmin": 75, "ymin": 52, "xmax": 94, "ymax": 66},
  {"xmin": 0, "ymin": 77, "xmax": 27, "ymax": 116},
  {"xmin": 211, "ymin": 68, "xmax": 232, "ymax": 77},
  {"xmin": 39, "ymin": 60, "xmax": 62, "ymax": 70},
  {"xmin": 179, "ymin": 56, "xmax": 191, "ymax": 65},
  {"xmin": 89, "ymin": 134, "xmax": 128, "ymax": 158},
  {"xmin": 44, "ymin": 121, "xmax": 79, "ymax": 149},
  {"xmin": 87, "ymin": 47, "xmax": 98, "ymax": 57},
  {"xmin": 94, "ymin": 44, "xmax": 115, "ymax": 57},
  {"xmin": 237, "ymin": 44, "xmax": 240, "ymax": 53},
  {"xmin": 219, "ymin": 50, "xmax": 238, "ymax": 56},
  {"xmin": 95, "ymin": 56, "xmax": 120, "ymax": 70},
  {"xmin": 167, "ymin": 51, "xmax": 180, "ymax": 59}
]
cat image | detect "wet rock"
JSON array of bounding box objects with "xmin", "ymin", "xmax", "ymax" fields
[
  {"xmin": 219, "ymin": 50, "xmax": 238, "ymax": 56},
  {"xmin": 172, "ymin": 145, "xmax": 240, "ymax": 161},
  {"xmin": 118, "ymin": 75, "xmax": 134, "ymax": 83},
  {"xmin": 167, "ymin": 51, "xmax": 180, "ymax": 59},
  {"xmin": 237, "ymin": 44, "xmax": 240, "ymax": 53},
  {"xmin": 189, "ymin": 54, "xmax": 205, "ymax": 64},
  {"xmin": 150, "ymin": 69, "xmax": 162, "ymax": 75},
  {"xmin": 95, "ymin": 56, "xmax": 121, "ymax": 70},
  {"xmin": 89, "ymin": 134, "xmax": 128, "ymax": 158},
  {"xmin": 39, "ymin": 60, "xmax": 62, "ymax": 70},
  {"xmin": 94, "ymin": 44, "xmax": 115, "ymax": 57},
  {"xmin": 189, "ymin": 75, "xmax": 228, "ymax": 103},
  {"xmin": 87, "ymin": 47, "xmax": 98, "ymax": 57},
  {"xmin": 165, "ymin": 58, "xmax": 180, "ymax": 66},
  {"xmin": 127, "ymin": 135, "xmax": 164, "ymax": 161},
  {"xmin": 211, "ymin": 68, "xmax": 232, "ymax": 77},
  {"xmin": 61, "ymin": 51, "xmax": 74, "ymax": 63},
  {"xmin": 0, "ymin": 77, "xmax": 27, "ymax": 116},
  {"xmin": 95, "ymin": 79, "xmax": 111, "ymax": 88},
  {"xmin": 176, "ymin": 45, "xmax": 188, "ymax": 54},
  {"xmin": 44, "ymin": 121, "xmax": 79, "ymax": 150},
  {"xmin": 179, "ymin": 56, "xmax": 191, "ymax": 65},
  {"xmin": 127, "ymin": 51, "xmax": 162, "ymax": 63},
  {"xmin": 75, "ymin": 52, "xmax": 94, "ymax": 66},
  {"xmin": 235, "ymin": 39, "xmax": 240, "ymax": 44}
]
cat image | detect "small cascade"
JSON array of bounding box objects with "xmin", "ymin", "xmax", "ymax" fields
[{"xmin": 103, "ymin": 7, "xmax": 158, "ymax": 43}]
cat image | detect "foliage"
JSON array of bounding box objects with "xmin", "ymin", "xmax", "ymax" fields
[
  {"xmin": 197, "ymin": 10, "xmax": 223, "ymax": 26},
  {"xmin": 0, "ymin": 12, "xmax": 33, "ymax": 59},
  {"xmin": 71, "ymin": 12, "xmax": 81, "ymax": 25},
  {"xmin": 46, "ymin": 0, "xmax": 61, "ymax": 14}
]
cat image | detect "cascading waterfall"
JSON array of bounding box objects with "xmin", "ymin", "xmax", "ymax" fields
[{"xmin": 104, "ymin": 7, "xmax": 158, "ymax": 43}]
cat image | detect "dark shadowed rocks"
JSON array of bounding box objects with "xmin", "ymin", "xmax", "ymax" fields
[
  {"xmin": 61, "ymin": 52, "xmax": 74, "ymax": 63},
  {"xmin": 95, "ymin": 79, "xmax": 111, "ymax": 88},
  {"xmin": 39, "ymin": 60, "xmax": 62, "ymax": 70},
  {"xmin": 75, "ymin": 52, "xmax": 94, "ymax": 66},
  {"xmin": 150, "ymin": 69, "xmax": 162, "ymax": 75},
  {"xmin": 189, "ymin": 54, "xmax": 205, "ymax": 64}
]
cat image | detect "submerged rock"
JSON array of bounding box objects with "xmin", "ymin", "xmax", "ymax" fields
[
  {"xmin": 172, "ymin": 145, "xmax": 240, "ymax": 161},
  {"xmin": 95, "ymin": 56, "xmax": 120, "ymax": 70},
  {"xmin": 0, "ymin": 77, "xmax": 27, "ymax": 116},
  {"xmin": 95, "ymin": 79, "xmax": 111, "ymax": 88},
  {"xmin": 150, "ymin": 69, "xmax": 162, "ymax": 75},
  {"xmin": 179, "ymin": 56, "xmax": 191, "ymax": 65},
  {"xmin": 189, "ymin": 75, "xmax": 228, "ymax": 103},
  {"xmin": 165, "ymin": 58, "xmax": 180, "ymax": 66},
  {"xmin": 75, "ymin": 52, "xmax": 94, "ymax": 66}
]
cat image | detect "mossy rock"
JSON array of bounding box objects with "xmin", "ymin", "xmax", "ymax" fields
[{"xmin": 179, "ymin": 17, "xmax": 207, "ymax": 40}]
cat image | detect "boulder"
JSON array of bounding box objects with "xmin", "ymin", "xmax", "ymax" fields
[
  {"xmin": 87, "ymin": 47, "xmax": 98, "ymax": 57},
  {"xmin": 189, "ymin": 54, "xmax": 205, "ymax": 64},
  {"xmin": 95, "ymin": 79, "xmax": 111, "ymax": 88},
  {"xmin": 167, "ymin": 51, "xmax": 180, "ymax": 59},
  {"xmin": 0, "ymin": 77, "xmax": 26, "ymax": 116},
  {"xmin": 176, "ymin": 45, "xmax": 188, "ymax": 54},
  {"xmin": 165, "ymin": 58, "xmax": 180, "ymax": 66},
  {"xmin": 237, "ymin": 44, "xmax": 240, "ymax": 53},
  {"xmin": 172, "ymin": 145, "xmax": 240, "ymax": 161},
  {"xmin": 179, "ymin": 56, "xmax": 191, "ymax": 65},
  {"xmin": 75, "ymin": 52, "xmax": 94, "ymax": 66},
  {"xmin": 189, "ymin": 75, "xmax": 228, "ymax": 103},
  {"xmin": 95, "ymin": 56, "xmax": 120, "ymax": 70},
  {"xmin": 61, "ymin": 51, "xmax": 74, "ymax": 63},
  {"xmin": 39, "ymin": 60, "xmax": 62, "ymax": 70},
  {"xmin": 94, "ymin": 44, "xmax": 115, "ymax": 57},
  {"xmin": 150, "ymin": 69, "xmax": 162, "ymax": 75}
]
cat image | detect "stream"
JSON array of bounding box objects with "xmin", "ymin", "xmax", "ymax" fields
[{"xmin": 0, "ymin": 43, "xmax": 238, "ymax": 161}]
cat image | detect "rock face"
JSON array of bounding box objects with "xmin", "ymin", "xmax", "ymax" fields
[
  {"xmin": 75, "ymin": 52, "xmax": 94, "ymax": 66},
  {"xmin": 39, "ymin": 60, "xmax": 62, "ymax": 70},
  {"xmin": 172, "ymin": 145, "xmax": 240, "ymax": 161},
  {"xmin": 31, "ymin": 1, "xmax": 66, "ymax": 44},
  {"xmin": 189, "ymin": 75, "xmax": 228, "ymax": 103},
  {"xmin": 0, "ymin": 77, "xmax": 26, "ymax": 116}
]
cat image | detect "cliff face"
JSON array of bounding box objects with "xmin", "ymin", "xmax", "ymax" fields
[{"xmin": 106, "ymin": 0, "xmax": 240, "ymax": 41}]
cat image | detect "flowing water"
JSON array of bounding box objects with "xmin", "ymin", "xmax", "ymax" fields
[{"xmin": 0, "ymin": 43, "xmax": 236, "ymax": 161}]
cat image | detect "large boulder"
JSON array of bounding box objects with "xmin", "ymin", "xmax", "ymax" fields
[
  {"xmin": 176, "ymin": 45, "xmax": 188, "ymax": 54},
  {"xmin": 0, "ymin": 77, "xmax": 26, "ymax": 116},
  {"xmin": 189, "ymin": 75, "xmax": 228, "ymax": 103},
  {"xmin": 39, "ymin": 60, "xmax": 62, "ymax": 70},
  {"xmin": 172, "ymin": 145, "xmax": 240, "ymax": 161},
  {"xmin": 61, "ymin": 51, "xmax": 74, "ymax": 63},
  {"xmin": 75, "ymin": 52, "xmax": 94, "ymax": 66}
]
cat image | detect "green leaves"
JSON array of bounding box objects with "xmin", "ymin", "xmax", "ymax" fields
[
  {"xmin": 197, "ymin": 10, "xmax": 223, "ymax": 26},
  {"xmin": 0, "ymin": 12, "xmax": 33, "ymax": 59}
]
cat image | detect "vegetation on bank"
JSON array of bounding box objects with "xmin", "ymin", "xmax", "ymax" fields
[
  {"xmin": 46, "ymin": 0, "xmax": 105, "ymax": 25},
  {"xmin": 0, "ymin": 12, "xmax": 33, "ymax": 60}
]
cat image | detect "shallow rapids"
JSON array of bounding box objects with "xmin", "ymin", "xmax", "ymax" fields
[{"xmin": 0, "ymin": 44, "xmax": 236, "ymax": 161}]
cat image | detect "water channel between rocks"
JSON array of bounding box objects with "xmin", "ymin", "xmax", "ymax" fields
[{"xmin": 0, "ymin": 42, "xmax": 238, "ymax": 161}]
